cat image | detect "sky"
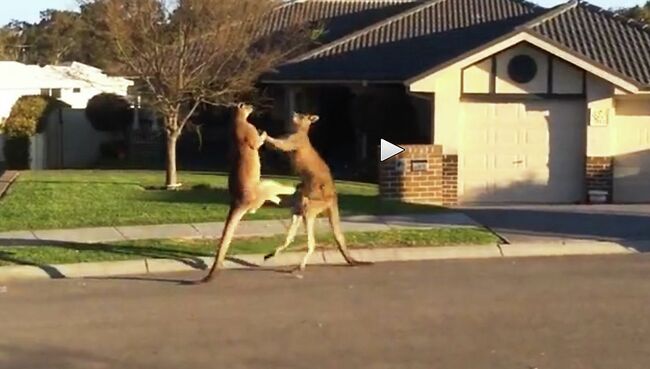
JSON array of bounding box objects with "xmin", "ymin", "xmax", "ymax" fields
[{"xmin": 0, "ymin": 0, "xmax": 646, "ymax": 25}]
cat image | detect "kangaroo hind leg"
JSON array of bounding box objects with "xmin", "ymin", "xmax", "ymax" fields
[
  {"xmin": 200, "ymin": 205, "xmax": 248, "ymax": 283},
  {"xmin": 298, "ymin": 214, "xmax": 317, "ymax": 272},
  {"xmin": 264, "ymin": 214, "xmax": 302, "ymax": 261}
]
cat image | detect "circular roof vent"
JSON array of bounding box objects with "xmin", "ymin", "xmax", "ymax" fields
[{"xmin": 507, "ymin": 54, "xmax": 538, "ymax": 84}]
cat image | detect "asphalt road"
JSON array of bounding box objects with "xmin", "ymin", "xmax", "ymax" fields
[{"xmin": 1, "ymin": 255, "xmax": 650, "ymax": 369}]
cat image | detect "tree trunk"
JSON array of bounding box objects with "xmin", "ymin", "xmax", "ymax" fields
[{"xmin": 165, "ymin": 133, "xmax": 179, "ymax": 189}]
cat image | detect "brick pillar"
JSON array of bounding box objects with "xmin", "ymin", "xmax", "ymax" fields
[
  {"xmin": 442, "ymin": 155, "xmax": 458, "ymax": 206},
  {"xmin": 379, "ymin": 145, "xmax": 443, "ymax": 205},
  {"xmin": 585, "ymin": 156, "xmax": 613, "ymax": 203}
]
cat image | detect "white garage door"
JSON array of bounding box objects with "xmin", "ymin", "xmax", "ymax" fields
[
  {"xmin": 459, "ymin": 100, "xmax": 586, "ymax": 204},
  {"xmin": 614, "ymin": 101, "xmax": 650, "ymax": 203}
]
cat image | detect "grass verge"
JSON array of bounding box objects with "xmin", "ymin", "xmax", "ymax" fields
[
  {"xmin": 0, "ymin": 170, "xmax": 446, "ymax": 232},
  {"xmin": 0, "ymin": 228, "xmax": 497, "ymax": 267}
]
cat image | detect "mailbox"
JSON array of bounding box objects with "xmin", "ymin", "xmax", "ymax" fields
[{"xmin": 411, "ymin": 160, "xmax": 427, "ymax": 172}]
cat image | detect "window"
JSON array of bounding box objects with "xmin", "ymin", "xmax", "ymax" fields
[
  {"xmin": 40, "ymin": 88, "xmax": 63, "ymax": 98},
  {"xmin": 73, "ymin": 88, "xmax": 81, "ymax": 93},
  {"xmin": 507, "ymin": 54, "xmax": 538, "ymax": 84}
]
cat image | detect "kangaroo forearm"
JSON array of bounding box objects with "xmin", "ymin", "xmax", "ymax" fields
[{"xmin": 266, "ymin": 136, "xmax": 296, "ymax": 152}]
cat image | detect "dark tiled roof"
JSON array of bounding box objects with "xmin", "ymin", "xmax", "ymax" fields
[
  {"xmin": 270, "ymin": 16, "xmax": 539, "ymax": 81},
  {"xmin": 297, "ymin": 0, "xmax": 542, "ymax": 60},
  {"xmin": 531, "ymin": 2, "xmax": 650, "ymax": 86},
  {"xmin": 266, "ymin": 0, "xmax": 543, "ymax": 81},
  {"xmin": 263, "ymin": 0, "xmax": 424, "ymax": 44},
  {"xmin": 264, "ymin": 0, "xmax": 650, "ymax": 87}
]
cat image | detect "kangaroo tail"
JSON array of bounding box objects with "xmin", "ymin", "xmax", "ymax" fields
[
  {"xmin": 328, "ymin": 200, "xmax": 355, "ymax": 264},
  {"xmin": 255, "ymin": 180, "xmax": 296, "ymax": 206}
]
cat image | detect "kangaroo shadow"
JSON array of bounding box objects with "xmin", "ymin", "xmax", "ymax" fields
[
  {"xmin": 0, "ymin": 238, "xmax": 296, "ymax": 283},
  {"xmin": 0, "ymin": 343, "xmax": 114, "ymax": 369},
  {"xmin": 0, "ymin": 239, "xmax": 208, "ymax": 279}
]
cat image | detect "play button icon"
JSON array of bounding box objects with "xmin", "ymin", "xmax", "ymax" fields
[{"xmin": 380, "ymin": 139, "xmax": 405, "ymax": 161}]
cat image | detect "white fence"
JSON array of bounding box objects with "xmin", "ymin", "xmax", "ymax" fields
[
  {"xmin": 45, "ymin": 108, "xmax": 113, "ymax": 169},
  {"xmin": 0, "ymin": 109, "xmax": 112, "ymax": 169}
]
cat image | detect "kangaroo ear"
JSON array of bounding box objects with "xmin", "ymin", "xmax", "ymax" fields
[{"xmin": 309, "ymin": 115, "xmax": 320, "ymax": 123}]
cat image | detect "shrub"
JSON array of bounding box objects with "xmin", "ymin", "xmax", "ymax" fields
[
  {"xmin": 2, "ymin": 95, "xmax": 60, "ymax": 169},
  {"xmin": 85, "ymin": 93, "xmax": 133, "ymax": 133},
  {"xmin": 3, "ymin": 95, "xmax": 53, "ymax": 138},
  {"xmin": 3, "ymin": 137, "xmax": 30, "ymax": 169}
]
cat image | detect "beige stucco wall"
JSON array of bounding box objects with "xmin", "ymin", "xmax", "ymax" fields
[
  {"xmin": 462, "ymin": 59, "xmax": 491, "ymax": 94},
  {"xmin": 614, "ymin": 99, "xmax": 650, "ymax": 155},
  {"xmin": 553, "ymin": 59, "xmax": 584, "ymax": 94},
  {"xmin": 431, "ymin": 67, "xmax": 462, "ymax": 154},
  {"xmin": 586, "ymin": 75, "xmax": 615, "ymax": 157},
  {"xmin": 612, "ymin": 97, "xmax": 650, "ymax": 202}
]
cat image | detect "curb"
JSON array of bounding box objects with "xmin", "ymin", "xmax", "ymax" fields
[{"xmin": 0, "ymin": 241, "xmax": 640, "ymax": 282}]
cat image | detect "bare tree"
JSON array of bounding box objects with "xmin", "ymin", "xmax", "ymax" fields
[{"xmin": 83, "ymin": 0, "xmax": 311, "ymax": 188}]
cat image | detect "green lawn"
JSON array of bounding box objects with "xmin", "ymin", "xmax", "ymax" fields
[
  {"xmin": 0, "ymin": 170, "xmax": 445, "ymax": 232},
  {"xmin": 0, "ymin": 228, "xmax": 498, "ymax": 267}
]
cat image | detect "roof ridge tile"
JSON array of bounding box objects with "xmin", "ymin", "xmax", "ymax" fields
[{"xmin": 519, "ymin": 0, "xmax": 578, "ymax": 29}]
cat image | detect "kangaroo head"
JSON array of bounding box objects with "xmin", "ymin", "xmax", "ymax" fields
[
  {"xmin": 235, "ymin": 102, "xmax": 254, "ymax": 119},
  {"xmin": 292, "ymin": 112, "xmax": 319, "ymax": 131}
]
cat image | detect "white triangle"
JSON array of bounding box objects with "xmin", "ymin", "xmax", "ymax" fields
[{"xmin": 380, "ymin": 139, "xmax": 405, "ymax": 162}]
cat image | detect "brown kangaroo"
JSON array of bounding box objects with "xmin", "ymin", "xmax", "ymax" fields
[
  {"xmin": 199, "ymin": 103, "xmax": 295, "ymax": 283},
  {"xmin": 264, "ymin": 112, "xmax": 370, "ymax": 271}
]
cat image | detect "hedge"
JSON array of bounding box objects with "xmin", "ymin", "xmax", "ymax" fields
[{"xmin": 2, "ymin": 95, "xmax": 61, "ymax": 169}]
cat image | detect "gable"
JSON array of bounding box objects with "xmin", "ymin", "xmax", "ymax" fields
[
  {"xmin": 461, "ymin": 42, "xmax": 585, "ymax": 96},
  {"xmin": 408, "ymin": 31, "xmax": 641, "ymax": 94}
]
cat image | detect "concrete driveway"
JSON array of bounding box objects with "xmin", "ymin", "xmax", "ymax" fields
[{"xmin": 459, "ymin": 204, "xmax": 650, "ymax": 247}]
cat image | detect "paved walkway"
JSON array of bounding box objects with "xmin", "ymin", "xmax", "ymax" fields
[
  {"xmin": 0, "ymin": 170, "xmax": 19, "ymax": 199},
  {"xmin": 0, "ymin": 212, "xmax": 479, "ymax": 244}
]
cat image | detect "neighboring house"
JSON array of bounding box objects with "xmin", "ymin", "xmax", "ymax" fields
[
  {"xmin": 262, "ymin": 0, "xmax": 650, "ymax": 204},
  {"xmin": 0, "ymin": 61, "xmax": 134, "ymax": 120},
  {"xmin": 0, "ymin": 61, "xmax": 134, "ymax": 167}
]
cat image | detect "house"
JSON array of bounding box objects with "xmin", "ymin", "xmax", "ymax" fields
[
  {"xmin": 262, "ymin": 0, "xmax": 650, "ymax": 204},
  {"xmin": 0, "ymin": 61, "xmax": 134, "ymax": 167},
  {"xmin": 0, "ymin": 61, "xmax": 134, "ymax": 120}
]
